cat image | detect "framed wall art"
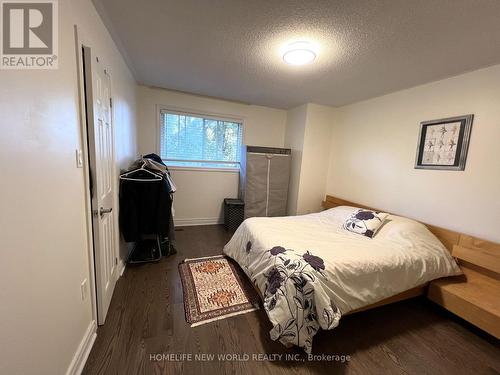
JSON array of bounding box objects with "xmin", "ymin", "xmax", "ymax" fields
[{"xmin": 415, "ymin": 114, "xmax": 473, "ymax": 171}]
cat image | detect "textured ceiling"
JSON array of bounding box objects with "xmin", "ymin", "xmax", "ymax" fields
[{"xmin": 93, "ymin": 0, "xmax": 500, "ymax": 109}]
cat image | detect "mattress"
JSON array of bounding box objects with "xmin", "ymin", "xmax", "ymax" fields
[{"xmin": 222, "ymin": 206, "xmax": 462, "ymax": 352}]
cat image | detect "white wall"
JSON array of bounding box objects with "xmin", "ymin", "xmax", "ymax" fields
[
  {"xmin": 285, "ymin": 104, "xmax": 334, "ymax": 215},
  {"xmin": 284, "ymin": 104, "xmax": 307, "ymax": 215},
  {"xmin": 297, "ymin": 104, "xmax": 334, "ymax": 214},
  {"xmin": 326, "ymin": 64, "xmax": 500, "ymax": 243},
  {"xmin": 0, "ymin": 0, "xmax": 137, "ymax": 374},
  {"xmin": 136, "ymin": 85, "xmax": 287, "ymax": 224}
]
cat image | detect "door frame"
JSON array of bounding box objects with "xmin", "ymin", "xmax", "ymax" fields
[
  {"xmin": 75, "ymin": 24, "xmax": 98, "ymax": 323},
  {"xmin": 74, "ymin": 24, "xmax": 120, "ymax": 325}
]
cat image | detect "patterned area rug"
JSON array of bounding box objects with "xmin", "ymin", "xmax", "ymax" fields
[{"xmin": 179, "ymin": 255, "xmax": 260, "ymax": 327}]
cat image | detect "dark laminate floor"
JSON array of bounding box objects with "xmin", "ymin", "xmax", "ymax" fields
[{"xmin": 83, "ymin": 225, "xmax": 500, "ymax": 375}]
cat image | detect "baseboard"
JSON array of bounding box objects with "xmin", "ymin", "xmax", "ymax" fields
[
  {"xmin": 65, "ymin": 320, "xmax": 97, "ymax": 375},
  {"xmin": 119, "ymin": 259, "xmax": 126, "ymax": 277},
  {"xmin": 175, "ymin": 217, "xmax": 223, "ymax": 227}
]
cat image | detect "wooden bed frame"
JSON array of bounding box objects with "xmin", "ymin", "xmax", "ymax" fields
[
  {"xmin": 320, "ymin": 194, "xmax": 467, "ymax": 312},
  {"xmin": 246, "ymin": 195, "xmax": 498, "ymax": 347},
  {"xmin": 253, "ymin": 195, "xmax": 451, "ymax": 314},
  {"xmin": 322, "ymin": 195, "xmax": 500, "ymax": 338}
]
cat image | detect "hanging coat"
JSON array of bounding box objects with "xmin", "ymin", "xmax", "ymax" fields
[{"xmin": 119, "ymin": 175, "xmax": 172, "ymax": 242}]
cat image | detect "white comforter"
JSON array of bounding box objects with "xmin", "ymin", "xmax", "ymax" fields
[{"xmin": 223, "ymin": 206, "xmax": 461, "ymax": 352}]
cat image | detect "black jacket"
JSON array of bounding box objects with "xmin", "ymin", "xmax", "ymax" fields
[{"xmin": 119, "ymin": 175, "xmax": 172, "ymax": 242}]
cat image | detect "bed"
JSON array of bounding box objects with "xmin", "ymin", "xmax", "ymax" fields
[{"xmin": 222, "ymin": 196, "xmax": 462, "ymax": 352}]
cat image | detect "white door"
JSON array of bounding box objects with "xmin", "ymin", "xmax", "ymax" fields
[{"xmin": 83, "ymin": 47, "xmax": 118, "ymax": 325}]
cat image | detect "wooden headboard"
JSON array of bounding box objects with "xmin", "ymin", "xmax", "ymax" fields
[{"xmin": 322, "ymin": 195, "xmax": 499, "ymax": 255}]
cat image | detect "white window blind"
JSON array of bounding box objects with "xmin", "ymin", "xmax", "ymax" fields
[{"xmin": 159, "ymin": 110, "xmax": 243, "ymax": 169}]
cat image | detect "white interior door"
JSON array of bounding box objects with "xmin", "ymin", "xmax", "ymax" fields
[{"xmin": 83, "ymin": 46, "xmax": 118, "ymax": 325}]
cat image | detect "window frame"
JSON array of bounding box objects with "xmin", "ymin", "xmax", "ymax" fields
[{"xmin": 156, "ymin": 105, "xmax": 245, "ymax": 172}]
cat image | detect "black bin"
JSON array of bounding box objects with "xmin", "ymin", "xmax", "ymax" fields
[{"xmin": 224, "ymin": 198, "xmax": 245, "ymax": 232}]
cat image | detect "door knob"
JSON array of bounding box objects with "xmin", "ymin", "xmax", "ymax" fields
[{"xmin": 99, "ymin": 207, "xmax": 113, "ymax": 217}]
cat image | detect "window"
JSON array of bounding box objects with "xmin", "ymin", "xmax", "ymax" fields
[{"xmin": 159, "ymin": 110, "xmax": 243, "ymax": 169}]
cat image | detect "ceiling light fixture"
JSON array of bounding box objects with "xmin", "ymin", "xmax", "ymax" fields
[{"xmin": 282, "ymin": 41, "xmax": 317, "ymax": 66}]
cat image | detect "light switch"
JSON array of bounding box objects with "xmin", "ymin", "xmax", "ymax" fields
[{"xmin": 76, "ymin": 149, "xmax": 84, "ymax": 168}]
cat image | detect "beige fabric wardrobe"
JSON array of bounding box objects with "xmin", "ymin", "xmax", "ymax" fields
[{"xmin": 240, "ymin": 146, "xmax": 291, "ymax": 218}]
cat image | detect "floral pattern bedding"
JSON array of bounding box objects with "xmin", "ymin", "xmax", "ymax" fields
[
  {"xmin": 223, "ymin": 206, "xmax": 462, "ymax": 353},
  {"xmin": 253, "ymin": 244, "xmax": 340, "ymax": 352}
]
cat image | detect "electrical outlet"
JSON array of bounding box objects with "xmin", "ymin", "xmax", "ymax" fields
[
  {"xmin": 81, "ymin": 279, "xmax": 88, "ymax": 301},
  {"xmin": 75, "ymin": 149, "xmax": 84, "ymax": 168}
]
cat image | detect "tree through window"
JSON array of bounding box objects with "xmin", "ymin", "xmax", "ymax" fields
[{"xmin": 159, "ymin": 110, "xmax": 243, "ymax": 169}]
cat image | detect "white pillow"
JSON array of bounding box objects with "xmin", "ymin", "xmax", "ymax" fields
[{"xmin": 343, "ymin": 209, "xmax": 389, "ymax": 238}]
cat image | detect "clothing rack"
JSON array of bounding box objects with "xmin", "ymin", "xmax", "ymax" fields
[{"xmin": 119, "ymin": 154, "xmax": 176, "ymax": 264}]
